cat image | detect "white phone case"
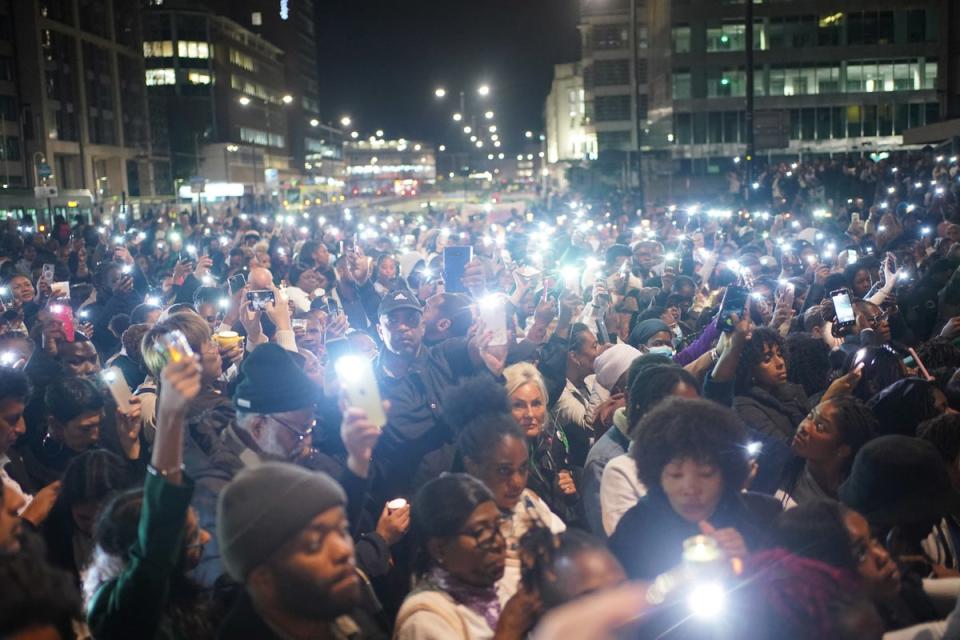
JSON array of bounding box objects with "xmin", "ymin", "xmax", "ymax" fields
[{"xmin": 336, "ymin": 357, "xmax": 387, "ymax": 429}]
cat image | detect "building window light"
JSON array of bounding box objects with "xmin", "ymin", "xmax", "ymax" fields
[
  {"xmin": 145, "ymin": 68, "xmax": 175, "ymax": 85},
  {"xmin": 187, "ymin": 71, "xmax": 211, "ymax": 85}
]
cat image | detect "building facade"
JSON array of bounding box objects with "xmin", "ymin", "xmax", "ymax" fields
[
  {"xmin": 7, "ymin": 0, "xmax": 165, "ymax": 202},
  {"xmin": 545, "ymin": 62, "xmax": 597, "ymax": 164},
  {"xmin": 143, "ymin": 6, "xmax": 290, "ymax": 196},
  {"xmin": 578, "ymin": 0, "xmax": 960, "ymax": 198},
  {"xmin": 344, "ymin": 139, "xmax": 435, "ymax": 197}
]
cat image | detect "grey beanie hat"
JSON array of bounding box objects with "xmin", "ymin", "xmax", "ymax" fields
[{"xmin": 216, "ymin": 462, "xmax": 346, "ymax": 581}]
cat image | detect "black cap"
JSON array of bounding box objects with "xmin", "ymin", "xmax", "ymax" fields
[{"xmin": 377, "ymin": 288, "xmax": 423, "ymax": 317}]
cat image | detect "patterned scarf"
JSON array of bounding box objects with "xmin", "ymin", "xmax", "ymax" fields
[{"xmin": 424, "ymin": 567, "xmax": 501, "ymax": 631}]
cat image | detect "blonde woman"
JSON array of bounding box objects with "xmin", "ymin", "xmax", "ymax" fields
[{"xmin": 502, "ymin": 363, "xmax": 579, "ymax": 524}]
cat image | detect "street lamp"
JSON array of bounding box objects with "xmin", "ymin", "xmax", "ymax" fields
[
  {"xmin": 484, "ymin": 111, "xmax": 494, "ymax": 120},
  {"xmin": 525, "ymin": 131, "xmax": 533, "ymax": 139},
  {"xmin": 435, "ymin": 88, "xmax": 446, "ymax": 98},
  {"xmin": 309, "ymin": 118, "xmax": 319, "ymax": 127},
  {"xmin": 453, "ymin": 113, "xmax": 463, "ymax": 122},
  {"xmin": 478, "ymin": 85, "xmax": 490, "ymax": 96},
  {"xmin": 463, "ymin": 126, "xmax": 472, "ymax": 134},
  {"xmin": 238, "ymin": 96, "xmax": 251, "ymax": 106},
  {"xmin": 340, "ymin": 116, "xmax": 352, "ymax": 127},
  {"xmin": 489, "ymin": 125, "xmax": 497, "ymax": 133},
  {"xmin": 439, "ymin": 145, "xmax": 446, "ymax": 152},
  {"xmin": 376, "ymin": 129, "xmax": 384, "ymax": 137},
  {"xmin": 282, "ymin": 94, "xmax": 293, "ymax": 104},
  {"xmin": 350, "ymin": 131, "xmax": 359, "ymax": 139}
]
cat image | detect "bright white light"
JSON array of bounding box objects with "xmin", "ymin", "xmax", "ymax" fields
[
  {"xmin": 350, "ymin": 131, "xmax": 359, "ymax": 139},
  {"xmin": 376, "ymin": 129, "xmax": 384, "ymax": 137},
  {"xmin": 477, "ymin": 85, "xmax": 490, "ymax": 96},
  {"xmin": 438, "ymin": 145, "xmax": 446, "ymax": 152},
  {"xmin": 238, "ymin": 96, "xmax": 250, "ymax": 106},
  {"xmin": 464, "ymin": 126, "xmax": 472, "ymax": 134},
  {"xmin": 525, "ymin": 131, "xmax": 533, "ymax": 138},
  {"xmin": 725, "ymin": 259, "xmax": 741, "ymax": 272},
  {"xmin": 453, "ymin": 113, "xmax": 462, "ymax": 122},
  {"xmin": 484, "ymin": 111, "xmax": 494, "ymax": 120},
  {"xmin": 310, "ymin": 118, "xmax": 319, "ymax": 127},
  {"xmin": 687, "ymin": 582, "xmax": 726, "ymax": 618},
  {"xmin": 746, "ymin": 441, "xmax": 762, "ymax": 457},
  {"xmin": 340, "ymin": 116, "xmax": 352, "ymax": 127},
  {"xmin": 434, "ymin": 88, "xmax": 446, "ymax": 98},
  {"xmin": 282, "ymin": 94, "xmax": 293, "ymax": 104}
]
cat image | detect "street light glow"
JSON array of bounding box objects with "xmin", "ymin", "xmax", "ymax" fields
[
  {"xmin": 376, "ymin": 129, "xmax": 384, "ymax": 137},
  {"xmin": 282, "ymin": 94, "xmax": 293, "ymax": 104},
  {"xmin": 478, "ymin": 85, "xmax": 490, "ymax": 96},
  {"xmin": 453, "ymin": 113, "xmax": 463, "ymax": 122},
  {"xmin": 435, "ymin": 88, "xmax": 446, "ymax": 98},
  {"xmin": 238, "ymin": 96, "xmax": 251, "ymax": 106},
  {"xmin": 525, "ymin": 130, "xmax": 533, "ymax": 138},
  {"xmin": 489, "ymin": 125, "xmax": 497, "ymax": 133},
  {"xmin": 340, "ymin": 116, "xmax": 352, "ymax": 127},
  {"xmin": 309, "ymin": 118, "xmax": 319, "ymax": 127},
  {"xmin": 463, "ymin": 126, "xmax": 472, "ymax": 134},
  {"xmin": 438, "ymin": 145, "xmax": 446, "ymax": 151},
  {"xmin": 350, "ymin": 131, "xmax": 359, "ymax": 139},
  {"xmin": 484, "ymin": 111, "xmax": 494, "ymax": 120}
]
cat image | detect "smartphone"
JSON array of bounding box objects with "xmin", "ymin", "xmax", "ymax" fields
[
  {"xmin": 246, "ymin": 289, "xmax": 275, "ymax": 311},
  {"xmin": 41, "ymin": 263, "xmax": 55, "ymax": 283},
  {"xmin": 102, "ymin": 366, "xmax": 131, "ymax": 410},
  {"xmin": 719, "ymin": 285, "xmax": 749, "ymax": 333},
  {"xmin": 478, "ymin": 295, "xmax": 508, "ymax": 347},
  {"xmin": 0, "ymin": 286, "xmax": 13, "ymax": 308},
  {"xmin": 844, "ymin": 249, "xmax": 858, "ymax": 264},
  {"xmin": 443, "ymin": 246, "xmax": 473, "ymax": 293},
  {"xmin": 51, "ymin": 281, "xmax": 70, "ymax": 298},
  {"xmin": 153, "ymin": 329, "xmax": 195, "ymax": 364},
  {"xmin": 48, "ymin": 303, "xmax": 75, "ymax": 342},
  {"xmin": 325, "ymin": 296, "xmax": 341, "ymax": 317},
  {"xmin": 227, "ymin": 273, "xmax": 246, "ymax": 295},
  {"xmin": 831, "ymin": 288, "xmax": 856, "ymax": 328},
  {"xmin": 325, "ymin": 338, "xmax": 351, "ymax": 364},
  {"xmin": 335, "ymin": 355, "xmax": 387, "ymax": 429}
]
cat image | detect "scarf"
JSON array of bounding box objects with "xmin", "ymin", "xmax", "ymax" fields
[{"xmin": 423, "ymin": 567, "xmax": 501, "ymax": 631}]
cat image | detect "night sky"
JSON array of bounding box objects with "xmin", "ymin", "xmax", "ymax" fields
[{"xmin": 316, "ymin": 0, "xmax": 580, "ymax": 151}]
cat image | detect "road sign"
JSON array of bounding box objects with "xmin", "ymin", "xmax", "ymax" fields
[
  {"xmin": 37, "ymin": 163, "xmax": 52, "ymax": 178},
  {"xmin": 34, "ymin": 186, "xmax": 58, "ymax": 198}
]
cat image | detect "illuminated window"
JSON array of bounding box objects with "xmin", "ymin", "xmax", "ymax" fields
[
  {"xmin": 145, "ymin": 68, "xmax": 175, "ymax": 85},
  {"xmin": 143, "ymin": 41, "xmax": 174, "ymax": 57},
  {"xmin": 177, "ymin": 41, "xmax": 210, "ymax": 59},
  {"xmin": 229, "ymin": 49, "xmax": 255, "ymax": 72},
  {"xmin": 187, "ymin": 71, "xmax": 211, "ymax": 84}
]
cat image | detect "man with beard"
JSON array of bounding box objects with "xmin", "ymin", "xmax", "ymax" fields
[
  {"xmin": 185, "ymin": 344, "xmax": 384, "ymax": 586},
  {"xmin": 216, "ymin": 463, "xmax": 387, "ymax": 639}
]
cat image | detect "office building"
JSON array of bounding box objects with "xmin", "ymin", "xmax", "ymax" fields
[
  {"xmin": 200, "ymin": 0, "xmax": 326, "ymax": 185},
  {"xmin": 6, "ymin": 0, "xmax": 165, "ymax": 204},
  {"xmin": 544, "ymin": 62, "xmax": 597, "ymax": 192},
  {"xmin": 143, "ymin": 6, "xmax": 292, "ymax": 196},
  {"xmin": 578, "ymin": 0, "xmax": 960, "ymax": 198}
]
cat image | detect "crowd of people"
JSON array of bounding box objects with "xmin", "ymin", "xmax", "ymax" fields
[{"xmin": 4, "ymin": 149, "xmax": 960, "ymax": 638}]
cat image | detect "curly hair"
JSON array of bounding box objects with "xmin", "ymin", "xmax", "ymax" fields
[
  {"xmin": 785, "ymin": 333, "xmax": 831, "ymax": 397},
  {"xmin": 917, "ymin": 338, "xmax": 960, "ymax": 370},
  {"xmin": 444, "ymin": 376, "xmax": 525, "ymax": 466},
  {"xmin": 848, "ymin": 346, "xmax": 905, "ymax": 402},
  {"xmin": 632, "ymin": 396, "xmax": 750, "ymax": 494},
  {"xmin": 518, "ymin": 524, "xmax": 618, "ymax": 609},
  {"xmin": 734, "ymin": 327, "xmax": 786, "ymax": 395}
]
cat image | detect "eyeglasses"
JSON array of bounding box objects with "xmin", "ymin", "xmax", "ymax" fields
[
  {"xmin": 803, "ymin": 410, "xmax": 830, "ymax": 434},
  {"xmin": 866, "ymin": 309, "xmax": 890, "ymax": 327},
  {"xmin": 269, "ymin": 415, "xmax": 315, "ymax": 443},
  {"xmin": 458, "ymin": 518, "xmax": 507, "ymax": 551}
]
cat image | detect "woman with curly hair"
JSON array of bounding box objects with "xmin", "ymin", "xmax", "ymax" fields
[
  {"xmin": 608, "ymin": 397, "xmax": 780, "ymax": 579},
  {"xmin": 733, "ymin": 327, "xmax": 810, "ymax": 442}
]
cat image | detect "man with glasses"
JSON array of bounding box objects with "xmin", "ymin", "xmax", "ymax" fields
[
  {"xmin": 371, "ymin": 289, "xmax": 508, "ymax": 509},
  {"xmin": 184, "ymin": 343, "xmax": 384, "ymax": 585}
]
